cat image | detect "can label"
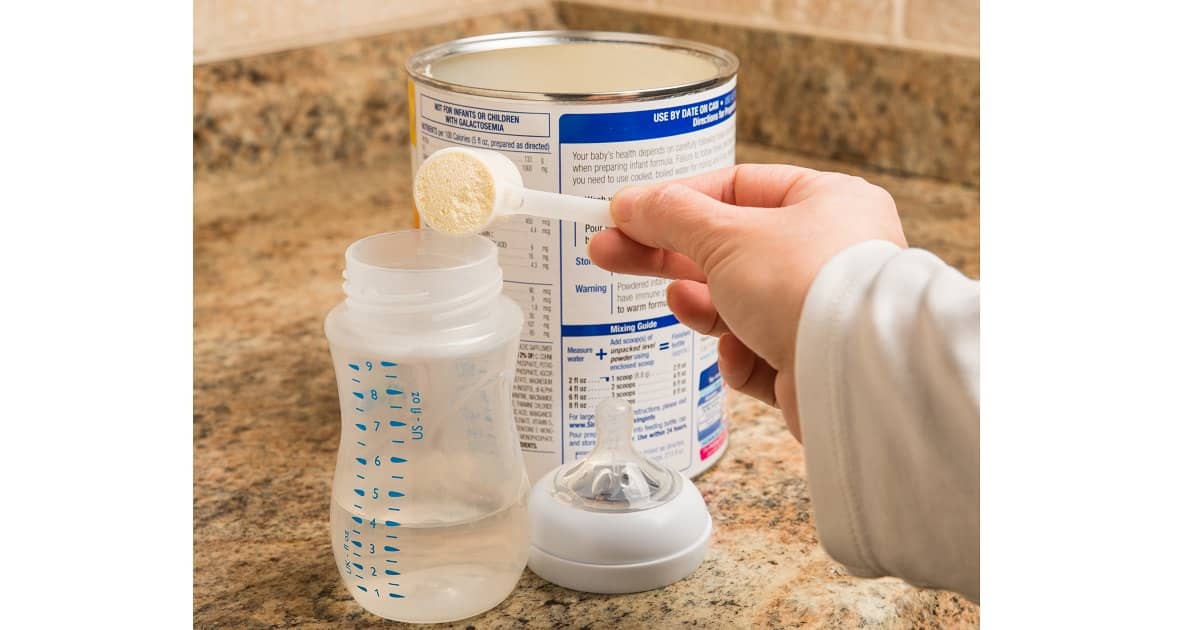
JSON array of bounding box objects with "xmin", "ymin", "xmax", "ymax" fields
[{"xmin": 411, "ymin": 78, "xmax": 736, "ymax": 482}]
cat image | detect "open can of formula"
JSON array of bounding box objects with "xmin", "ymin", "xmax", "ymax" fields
[{"xmin": 406, "ymin": 31, "xmax": 737, "ymax": 483}]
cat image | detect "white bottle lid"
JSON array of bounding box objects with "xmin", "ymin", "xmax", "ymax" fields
[{"xmin": 528, "ymin": 398, "xmax": 712, "ymax": 594}]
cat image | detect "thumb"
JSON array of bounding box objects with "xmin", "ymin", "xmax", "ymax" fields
[{"xmin": 609, "ymin": 183, "xmax": 737, "ymax": 271}]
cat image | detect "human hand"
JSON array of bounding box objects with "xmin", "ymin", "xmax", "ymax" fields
[{"xmin": 588, "ymin": 165, "xmax": 906, "ymax": 442}]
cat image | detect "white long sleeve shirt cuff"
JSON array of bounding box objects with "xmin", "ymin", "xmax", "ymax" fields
[{"xmin": 794, "ymin": 240, "xmax": 980, "ymax": 602}]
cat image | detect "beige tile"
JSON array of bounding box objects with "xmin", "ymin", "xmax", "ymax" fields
[
  {"xmin": 340, "ymin": 0, "xmax": 448, "ymax": 32},
  {"xmin": 658, "ymin": 0, "xmax": 772, "ymax": 20},
  {"xmin": 772, "ymin": 0, "xmax": 893, "ymax": 37},
  {"xmin": 194, "ymin": 0, "xmax": 213, "ymax": 56},
  {"xmin": 209, "ymin": 0, "xmax": 339, "ymax": 54},
  {"xmin": 904, "ymin": 0, "xmax": 978, "ymax": 50},
  {"xmin": 198, "ymin": 0, "xmax": 545, "ymax": 62}
]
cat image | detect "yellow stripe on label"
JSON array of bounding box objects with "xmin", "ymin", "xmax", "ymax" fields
[
  {"xmin": 407, "ymin": 79, "xmax": 416, "ymax": 146},
  {"xmin": 408, "ymin": 80, "xmax": 420, "ymax": 228}
]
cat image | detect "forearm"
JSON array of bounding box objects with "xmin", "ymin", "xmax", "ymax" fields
[{"xmin": 794, "ymin": 240, "xmax": 980, "ymax": 602}]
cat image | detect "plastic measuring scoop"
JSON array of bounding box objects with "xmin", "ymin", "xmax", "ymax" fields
[{"xmin": 414, "ymin": 146, "xmax": 615, "ymax": 234}]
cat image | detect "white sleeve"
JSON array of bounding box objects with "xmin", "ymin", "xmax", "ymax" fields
[{"xmin": 794, "ymin": 240, "xmax": 980, "ymax": 602}]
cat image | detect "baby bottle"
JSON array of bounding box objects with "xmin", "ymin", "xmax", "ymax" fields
[{"xmin": 324, "ymin": 230, "xmax": 529, "ymax": 623}]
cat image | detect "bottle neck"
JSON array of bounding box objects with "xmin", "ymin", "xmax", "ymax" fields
[
  {"xmin": 343, "ymin": 282, "xmax": 503, "ymax": 331},
  {"xmin": 339, "ymin": 230, "xmax": 504, "ymax": 331}
]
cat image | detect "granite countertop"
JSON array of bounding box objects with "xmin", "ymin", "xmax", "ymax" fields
[{"xmin": 194, "ymin": 143, "xmax": 979, "ymax": 628}]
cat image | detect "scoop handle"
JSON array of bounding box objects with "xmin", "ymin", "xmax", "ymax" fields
[{"xmin": 517, "ymin": 187, "xmax": 616, "ymax": 227}]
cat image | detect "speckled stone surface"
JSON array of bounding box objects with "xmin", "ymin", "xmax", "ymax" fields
[
  {"xmin": 194, "ymin": 141, "xmax": 978, "ymax": 628},
  {"xmin": 193, "ymin": 4, "xmax": 978, "ymax": 187},
  {"xmin": 192, "ymin": 5, "xmax": 562, "ymax": 178},
  {"xmin": 556, "ymin": 2, "xmax": 980, "ymax": 186}
]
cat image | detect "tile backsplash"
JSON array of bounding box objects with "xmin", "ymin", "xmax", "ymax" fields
[
  {"xmin": 195, "ymin": 0, "xmax": 976, "ymax": 64},
  {"xmin": 194, "ymin": 0, "xmax": 552, "ymax": 63},
  {"xmin": 560, "ymin": 0, "xmax": 978, "ymax": 56},
  {"xmin": 195, "ymin": 0, "xmax": 977, "ymax": 185}
]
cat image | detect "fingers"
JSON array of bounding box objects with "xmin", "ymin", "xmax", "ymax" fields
[
  {"xmin": 718, "ymin": 332, "xmax": 804, "ymax": 443},
  {"xmin": 666, "ymin": 280, "xmax": 730, "ymax": 336},
  {"xmin": 588, "ymin": 228, "xmax": 707, "ymax": 282},
  {"xmin": 654, "ymin": 163, "xmax": 823, "ymax": 208},
  {"xmin": 606, "ymin": 165, "xmax": 824, "ymax": 270},
  {"xmin": 718, "ymin": 333, "xmax": 778, "ymax": 406},
  {"xmin": 609, "ymin": 183, "xmax": 739, "ymax": 272},
  {"xmin": 775, "ymin": 376, "xmax": 802, "ymax": 444}
]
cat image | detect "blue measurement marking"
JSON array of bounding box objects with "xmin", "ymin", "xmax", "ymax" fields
[
  {"xmin": 388, "ymin": 491, "xmax": 405, "ymax": 497},
  {"xmin": 380, "ymin": 361, "xmax": 397, "ymax": 367},
  {"xmin": 352, "ymin": 562, "xmax": 363, "ymax": 570},
  {"xmin": 352, "ymin": 391, "xmax": 364, "ymax": 399},
  {"xmin": 386, "ymin": 534, "xmax": 398, "ymax": 539},
  {"xmin": 352, "ymin": 529, "xmax": 361, "ymax": 535},
  {"xmin": 386, "ymin": 559, "xmax": 398, "ymax": 564},
  {"xmin": 388, "ymin": 582, "xmax": 400, "ymax": 586},
  {"xmin": 356, "ymin": 441, "xmax": 366, "ymax": 447},
  {"xmin": 353, "ymin": 489, "xmax": 365, "ymax": 496},
  {"xmin": 355, "ymin": 474, "xmax": 365, "ymax": 480},
  {"xmin": 384, "ymin": 375, "xmax": 398, "ymax": 379},
  {"xmin": 354, "ymin": 423, "xmax": 366, "ymax": 431},
  {"xmin": 349, "ymin": 363, "xmax": 360, "ymax": 371},
  {"xmin": 389, "ymin": 593, "xmax": 405, "ymax": 599},
  {"xmin": 353, "ymin": 504, "xmax": 363, "ymax": 509},
  {"xmin": 386, "ymin": 569, "xmax": 400, "ymax": 576},
  {"xmin": 355, "ymin": 457, "xmax": 367, "ymax": 465},
  {"xmin": 385, "ymin": 389, "xmax": 403, "ymax": 396},
  {"xmin": 351, "ymin": 378, "xmax": 360, "ymax": 384},
  {"xmin": 391, "ymin": 439, "xmax": 405, "ymax": 444},
  {"xmin": 384, "ymin": 545, "xmax": 400, "ymax": 552},
  {"xmin": 351, "ymin": 540, "xmax": 362, "ymax": 548},
  {"xmin": 384, "ymin": 520, "xmax": 400, "ymax": 527},
  {"xmin": 391, "ymin": 475, "xmax": 403, "ymax": 480},
  {"xmin": 353, "ymin": 552, "xmax": 362, "ymax": 558},
  {"xmin": 354, "ymin": 407, "xmax": 365, "ymax": 412},
  {"xmin": 389, "ymin": 404, "xmax": 403, "ymax": 409},
  {"xmin": 390, "ymin": 457, "xmax": 407, "ymax": 463},
  {"xmin": 356, "ymin": 585, "xmax": 367, "ymax": 592},
  {"xmin": 389, "ymin": 420, "xmax": 407, "ymax": 427},
  {"xmin": 388, "ymin": 507, "xmax": 400, "ymax": 512},
  {"xmin": 351, "ymin": 516, "xmax": 363, "ymax": 524},
  {"xmin": 354, "ymin": 573, "xmax": 363, "ymax": 579}
]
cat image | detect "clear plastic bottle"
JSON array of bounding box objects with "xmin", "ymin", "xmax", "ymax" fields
[{"xmin": 324, "ymin": 230, "xmax": 529, "ymax": 623}]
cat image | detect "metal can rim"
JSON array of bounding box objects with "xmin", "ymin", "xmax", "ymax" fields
[{"xmin": 406, "ymin": 30, "xmax": 739, "ymax": 103}]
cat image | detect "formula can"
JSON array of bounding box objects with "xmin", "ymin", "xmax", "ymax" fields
[{"xmin": 407, "ymin": 31, "xmax": 737, "ymax": 483}]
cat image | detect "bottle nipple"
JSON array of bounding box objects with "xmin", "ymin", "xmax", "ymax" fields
[{"xmin": 551, "ymin": 398, "xmax": 681, "ymax": 512}]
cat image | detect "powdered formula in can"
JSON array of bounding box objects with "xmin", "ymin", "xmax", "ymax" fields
[{"xmin": 407, "ymin": 31, "xmax": 737, "ymax": 483}]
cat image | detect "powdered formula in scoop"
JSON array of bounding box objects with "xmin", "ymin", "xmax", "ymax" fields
[
  {"xmin": 413, "ymin": 148, "xmax": 497, "ymax": 233},
  {"xmin": 414, "ymin": 147, "xmax": 613, "ymax": 234}
]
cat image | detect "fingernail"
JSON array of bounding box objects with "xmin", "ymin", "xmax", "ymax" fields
[{"xmin": 611, "ymin": 186, "xmax": 646, "ymax": 224}]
